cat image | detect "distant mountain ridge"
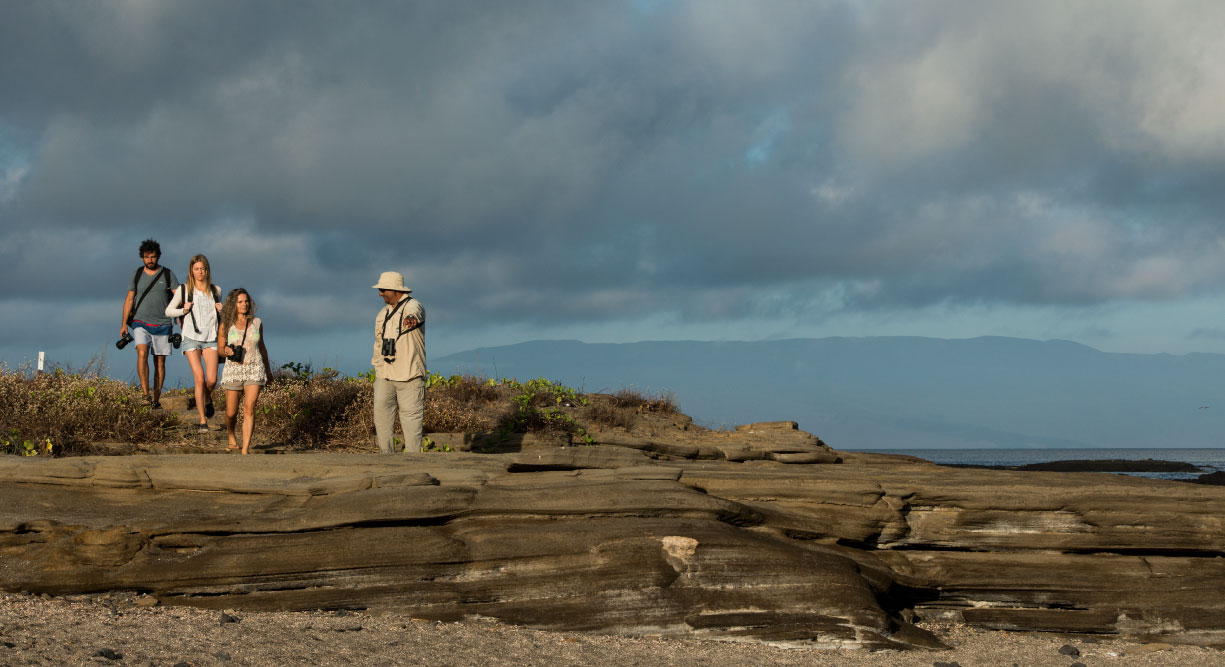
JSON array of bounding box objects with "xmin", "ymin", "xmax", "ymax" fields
[{"xmin": 435, "ymin": 336, "xmax": 1225, "ymax": 450}]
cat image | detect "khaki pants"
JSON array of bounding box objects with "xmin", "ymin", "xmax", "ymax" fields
[{"xmin": 373, "ymin": 376, "xmax": 424, "ymax": 453}]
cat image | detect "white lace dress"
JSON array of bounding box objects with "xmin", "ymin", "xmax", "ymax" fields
[{"xmin": 220, "ymin": 317, "xmax": 266, "ymax": 385}]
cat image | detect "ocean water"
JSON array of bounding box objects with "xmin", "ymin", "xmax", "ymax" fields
[{"xmin": 846, "ymin": 447, "xmax": 1225, "ymax": 481}]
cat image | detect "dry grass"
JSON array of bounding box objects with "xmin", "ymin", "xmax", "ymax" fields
[
  {"xmin": 256, "ymin": 373, "xmax": 576, "ymax": 449},
  {"xmin": 0, "ymin": 361, "xmax": 178, "ymax": 455},
  {"xmin": 582, "ymin": 400, "xmax": 636, "ymax": 430},
  {"xmin": 256, "ymin": 371, "xmax": 371, "ymax": 448},
  {"xmin": 611, "ymin": 387, "xmax": 679, "ymax": 414},
  {"xmin": 582, "ymin": 388, "xmax": 680, "ymax": 431},
  {"xmin": 3, "ymin": 363, "xmax": 687, "ymax": 455},
  {"xmin": 425, "ymin": 376, "xmax": 512, "ymax": 433}
]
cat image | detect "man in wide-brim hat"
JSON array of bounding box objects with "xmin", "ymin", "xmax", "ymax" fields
[{"xmin": 371, "ymin": 271, "xmax": 426, "ymax": 453}]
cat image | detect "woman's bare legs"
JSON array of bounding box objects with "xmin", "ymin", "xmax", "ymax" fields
[
  {"xmin": 201, "ymin": 348, "xmax": 219, "ymax": 416},
  {"xmin": 186, "ymin": 350, "xmax": 208, "ymax": 425},
  {"xmin": 241, "ymin": 384, "xmax": 262, "ymax": 454},
  {"xmin": 225, "ymin": 388, "xmax": 241, "ymax": 449}
]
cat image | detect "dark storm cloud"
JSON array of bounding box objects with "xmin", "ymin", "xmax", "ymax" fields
[{"xmin": 2, "ymin": 0, "xmax": 1225, "ymax": 358}]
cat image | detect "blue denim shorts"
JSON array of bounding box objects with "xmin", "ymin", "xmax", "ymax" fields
[{"xmin": 181, "ymin": 338, "xmax": 217, "ymax": 354}]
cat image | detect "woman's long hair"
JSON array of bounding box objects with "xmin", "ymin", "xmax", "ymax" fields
[
  {"xmin": 219, "ymin": 288, "xmax": 256, "ymax": 330},
  {"xmin": 186, "ymin": 254, "xmax": 214, "ymax": 298}
]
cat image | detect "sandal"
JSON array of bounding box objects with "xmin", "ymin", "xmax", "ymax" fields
[{"xmin": 225, "ymin": 443, "xmax": 240, "ymax": 451}]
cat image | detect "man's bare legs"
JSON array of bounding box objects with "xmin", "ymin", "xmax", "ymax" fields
[
  {"xmin": 136, "ymin": 344, "xmax": 151, "ymax": 400},
  {"xmin": 134, "ymin": 345, "xmax": 165, "ymax": 405}
]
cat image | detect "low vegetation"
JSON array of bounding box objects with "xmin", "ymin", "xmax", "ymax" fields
[
  {"xmin": 0, "ymin": 361, "xmax": 178, "ymax": 456},
  {"xmin": 0, "ymin": 360, "xmax": 683, "ymax": 456}
]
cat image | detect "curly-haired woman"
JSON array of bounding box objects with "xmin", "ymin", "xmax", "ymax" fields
[{"xmin": 216, "ymin": 288, "xmax": 272, "ymax": 454}]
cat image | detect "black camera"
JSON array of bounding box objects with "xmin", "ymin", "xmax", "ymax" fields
[
  {"xmin": 229, "ymin": 346, "xmax": 246, "ymax": 363},
  {"xmin": 169, "ymin": 333, "xmax": 182, "ymax": 349},
  {"xmin": 380, "ymin": 338, "xmax": 396, "ymax": 359},
  {"xmin": 115, "ymin": 331, "xmax": 134, "ymax": 350}
]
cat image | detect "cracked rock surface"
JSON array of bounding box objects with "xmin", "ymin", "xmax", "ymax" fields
[{"xmin": 2, "ymin": 423, "xmax": 1223, "ymax": 650}]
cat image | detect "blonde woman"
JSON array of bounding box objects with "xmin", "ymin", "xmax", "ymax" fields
[
  {"xmin": 165, "ymin": 254, "xmax": 222, "ymax": 431},
  {"xmin": 217, "ymin": 288, "xmax": 272, "ymax": 454}
]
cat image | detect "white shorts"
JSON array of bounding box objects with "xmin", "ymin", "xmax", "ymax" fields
[{"xmin": 132, "ymin": 326, "xmax": 172, "ymax": 356}]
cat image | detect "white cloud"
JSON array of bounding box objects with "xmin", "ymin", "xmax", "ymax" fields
[
  {"xmin": 844, "ymin": 33, "xmax": 985, "ymax": 163},
  {"xmin": 842, "ymin": 1, "xmax": 1225, "ymax": 166}
]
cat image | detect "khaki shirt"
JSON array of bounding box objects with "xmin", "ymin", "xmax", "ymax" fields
[{"xmin": 372, "ymin": 296, "xmax": 426, "ymax": 381}]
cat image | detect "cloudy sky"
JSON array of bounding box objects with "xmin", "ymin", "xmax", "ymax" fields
[{"xmin": 3, "ymin": 0, "xmax": 1225, "ymax": 384}]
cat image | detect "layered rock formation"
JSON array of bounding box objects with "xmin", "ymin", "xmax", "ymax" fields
[{"xmin": 1, "ymin": 421, "xmax": 1222, "ymax": 649}]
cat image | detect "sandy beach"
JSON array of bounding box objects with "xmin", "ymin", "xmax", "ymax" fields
[{"xmin": 1, "ymin": 592, "xmax": 1219, "ymax": 666}]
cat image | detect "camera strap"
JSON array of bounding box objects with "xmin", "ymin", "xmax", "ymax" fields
[
  {"xmin": 229, "ymin": 317, "xmax": 251, "ymax": 358},
  {"xmin": 381, "ymin": 297, "xmax": 411, "ymax": 341},
  {"xmin": 129, "ymin": 267, "xmax": 169, "ymax": 326}
]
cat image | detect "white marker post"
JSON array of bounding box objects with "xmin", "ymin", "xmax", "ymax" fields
[{"xmin": 38, "ymin": 351, "xmax": 45, "ymax": 374}]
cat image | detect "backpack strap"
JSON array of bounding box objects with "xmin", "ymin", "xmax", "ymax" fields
[
  {"xmin": 129, "ymin": 267, "xmax": 167, "ymax": 326},
  {"xmin": 213, "ymin": 286, "xmax": 223, "ymax": 340},
  {"xmin": 183, "ymin": 284, "xmax": 201, "ymax": 334}
]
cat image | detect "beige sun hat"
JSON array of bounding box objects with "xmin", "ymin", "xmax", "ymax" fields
[{"xmin": 372, "ymin": 271, "xmax": 412, "ymax": 292}]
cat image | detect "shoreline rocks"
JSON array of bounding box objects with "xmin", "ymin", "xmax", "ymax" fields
[
  {"xmin": 1190, "ymin": 470, "xmax": 1225, "ymax": 486},
  {"xmin": 945, "ymin": 458, "xmax": 1203, "ymax": 473}
]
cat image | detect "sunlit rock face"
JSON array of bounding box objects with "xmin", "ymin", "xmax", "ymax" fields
[{"xmin": 2, "ymin": 423, "xmax": 1223, "ymax": 649}]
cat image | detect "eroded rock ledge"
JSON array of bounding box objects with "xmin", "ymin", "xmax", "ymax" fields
[{"xmin": 1, "ymin": 422, "xmax": 1223, "ymax": 650}]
